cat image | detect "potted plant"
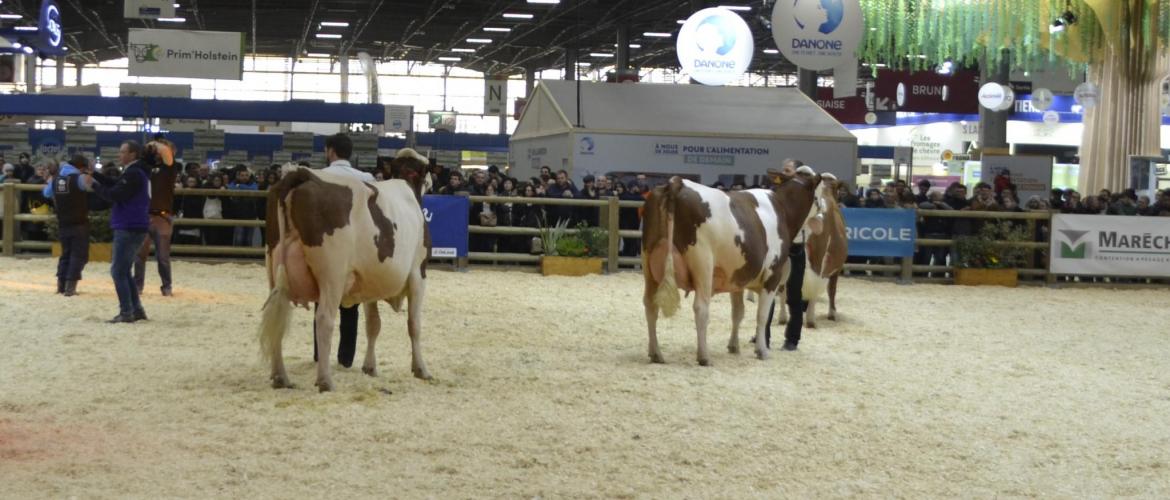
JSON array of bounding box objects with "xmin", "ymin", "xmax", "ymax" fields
[
  {"xmin": 953, "ymin": 220, "xmax": 1031, "ymax": 287},
  {"xmin": 538, "ymin": 218, "xmax": 607, "ymax": 276},
  {"xmin": 48, "ymin": 211, "xmax": 115, "ymax": 262}
]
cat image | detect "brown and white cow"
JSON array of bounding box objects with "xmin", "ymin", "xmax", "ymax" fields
[
  {"xmin": 258, "ymin": 149, "xmax": 432, "ymax": 392},
  {"xmin": 641, "ymin": 167, "xmax": 826, "ymax": 365},
  {"xmin": 779, "ymin": 173, "xmax": 848, "ymax": 328}
]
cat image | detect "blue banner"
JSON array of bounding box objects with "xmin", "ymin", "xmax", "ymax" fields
[
  {"xmin": 423, "ymin": 195, "xmax": 469, "ymax": 258},
  {"xmin": 840, "ymin": 208, "xmax": 917, "ymax": 257}
]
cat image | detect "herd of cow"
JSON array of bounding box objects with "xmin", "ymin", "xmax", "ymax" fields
[{"xmin": 257, "ymin": 153, "xmax": 846, "ymax": 391}]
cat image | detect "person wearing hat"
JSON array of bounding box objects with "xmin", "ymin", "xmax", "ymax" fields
[
  {"xmin": 43, "ymin": 155, "xmax": 94, "ymax": 296},
  {"xmin": 134, "ymin": 137, "xmax": 179, "ymax": 297},
  {"xmin": 763, "ymin": 159, "xmax": 816, "ymax": 351}
]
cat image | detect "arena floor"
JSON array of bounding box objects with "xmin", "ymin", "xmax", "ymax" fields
[{"xmin": 1, "ymin": 256, "xmax": 1168, "ymax": 498}]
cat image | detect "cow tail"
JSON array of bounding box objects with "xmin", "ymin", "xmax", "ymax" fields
[
  {"xmin": 654, "ymin": 178, "xmax": 683, "ymax": 318},
  {"xmin": 258, "ymin": 263, "xmax": 293, "ymax": 363}
]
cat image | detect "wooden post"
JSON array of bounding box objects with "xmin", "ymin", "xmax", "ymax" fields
[
  {"xmin": 606, "ymin": 196, "xmax": 620, "ymax": 274},
  {"xmin": 899, "ymin": 256, "xmax": 913, "ymax": 284},
  {"xmin": 2, "ymin": 184, "xmax": 17, "ymax": 256}
]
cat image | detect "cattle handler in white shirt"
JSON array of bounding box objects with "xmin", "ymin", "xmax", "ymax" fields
[{"xmin": 312, "ymin": 133, "xmax": 375, "ymax": 368}]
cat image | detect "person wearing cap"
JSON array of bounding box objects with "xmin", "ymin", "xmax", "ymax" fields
[
  {"xmin": 82, "ymin": 140, "xmax": 153, "ymax": 323},
  {"xmin": 43, "ymin": 155, "xmax": 94, "ymax": 296},
  {"xmin": 764, "ymin": 158, "xmax": 814, "ymax": 351},
  {"xmin": 134, "ymin": 137, "xmax": 179, "ymax": 297}
]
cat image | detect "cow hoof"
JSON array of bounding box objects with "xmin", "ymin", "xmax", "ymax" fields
[
  {"xmin": 315, "ymin": 379, "xmax": 334, "ymax": 393},
  {"xmin": 828, "ymin": 312, "xmax": 837, "ymax": 321},
  {"xmin": 806, "ymin": 322, "xmax": 817, "ymax": 329},
  {"xmin": 756, "ymin": 349, "xmax": 770, "ymax": 361},
  {"xmin": 271, "ymin": 376, "xmax": 294, "ymax": 389},
  {"xmin": 362, "ymin": 366, "xmax": 378, "ymax": 377},
  {"xmin": 727, "ymin": 344, "xmax": 740, "ymax": 354},
  {"xmin": 412, "ymin": 368, "xmax": 432, "ymax": 381},
  {"xmin": 778, "ymin": 318, "xmax": 788, "ymax": 325},
  {"xmin": 649, "ymin": 352, "xmax": 665, "ymax": 364},
  {"xmin": 698, "ymin": 358, "xmax": 711, "ymax": 367}
]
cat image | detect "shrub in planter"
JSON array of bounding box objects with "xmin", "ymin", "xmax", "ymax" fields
[
  {"xmin": 538, "ymin": 218, "xmax": 606, "ymax": 276},
  {"xmin": 954, "ymin": 220, "xmax": 1031, "ymax": 286}
]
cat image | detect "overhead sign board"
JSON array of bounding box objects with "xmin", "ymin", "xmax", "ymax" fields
[
  {"xmin": 484, "ymin": 79, "xmax": 507, "ymax": 115},
  {"xmin": 874, "ymin": 69, "xmax": 980, "ymax": 113},
  {"xmin": 429, "ymin": 111, "xmax": 456, "ymax": 132},
  {"xmin": 772, "ymin": 0, "xmax": 863, "ymax": 71},
  {"xmin": 128, "ymin": 28, "xmax": 245, "ymax": 80},
  {"xmin": 123, "ymin": 0, "xmax": 175, "ymax": 19},
  {"xmin": 676, "ymin": 7, "xmax": 754, "ymax": 86},
  {"xmin": 38, "ymin": 0, "xmax": 65, "ymax": 56},
  {"xmin": 384, "ymin": 105, "xmax": 413, "ymax": 133}
]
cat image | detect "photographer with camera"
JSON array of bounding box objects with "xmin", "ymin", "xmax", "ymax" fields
[{"xmin": 82, "ymin": 140, "xmax": 155, "ymax": 323}]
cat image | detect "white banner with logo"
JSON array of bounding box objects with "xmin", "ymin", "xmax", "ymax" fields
[
  {"xmin": 980, "ymin": 155, "xmax": 1053, "ymax": 203},
  {"xmin": 484, "ymin": 79, "xmax": 507, "ymax": 115},
  {"xmin": 124, "ymin": 0, "xmax": 175, "ymax": 19},
  {"xmin": 1051, "ymin": 214, "xmax": 1170, "ymax": 277},
  {"xmin": 128, "ymin": 28, "xmax": 244, "ymax": 80}
]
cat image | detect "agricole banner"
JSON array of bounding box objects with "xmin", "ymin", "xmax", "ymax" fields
[
  {"xmin": 873, "ymin": 69, "xmax": 980, "ymax": 113},
  {"xmin": 128, "ymin": 28, "xmax": 244, "ymax": 80}
]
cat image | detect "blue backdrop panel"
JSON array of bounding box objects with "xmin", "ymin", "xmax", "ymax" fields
[
  {"xmin": 0, "ymin": 95, "xmax": 384, "ymax": 123},
  {"xmin": 840, "ymin": 208, "xmax": 917, "ymax": 257},
  {"xmin": 423, "ymin": 195, "xmax": 469, "ymax": 258}
]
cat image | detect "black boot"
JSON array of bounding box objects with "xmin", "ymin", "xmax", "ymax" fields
[
  {"xmin": 56, "ymin": 279, "xmax": 65, "ymax": 294},
  {"xmin": 133, "ymin": 309, "xmax": 149, "ymax": 321},
  {"xmin": 63, "ymin": 280, "xmax": 78, "ymax": 297}
]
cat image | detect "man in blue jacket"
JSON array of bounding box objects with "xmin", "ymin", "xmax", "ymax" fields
[
  {"xmin": 83, "ymin": 141, "xmax": 152, "ymax": 323},
  {"xmin": 43, "ymin": 155, "xmax": 93, "ymax": 297}
]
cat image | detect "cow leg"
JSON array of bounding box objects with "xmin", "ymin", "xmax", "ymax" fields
[
  {"xmin": 362, "ymin": 301, "xmax": 380, "ymax": 377},
  {"xmin": 827, "ymin": 274, "xmax": 839, "ymax": 321},
  {"xmin": 313, "ymin": 300, "xmax": 339, "ymax": 392},
  {"xmin": 753, "ymin": 290, "xmax": 776, "ymax": 360},
  {"xmin": 728, "ymin": 291, "xmax": 744, "ymax": 354},
  {"xmin": 691, "ymin": 257, "xmax": 714, "ymax": 366},
  {"xmin": 643, "ymin": 266, "xmax": 665, "ymax": 364},
  {"xmin": 805, "ymin": 297, "xmax": 818, "ymax": 329},
  {"xmin": 406, "ymin": 272, "xmax": 431, "ymax": 380},
  {"xmin": 776, "ymin": 284, "xmax": 788, "ymax": 325}
]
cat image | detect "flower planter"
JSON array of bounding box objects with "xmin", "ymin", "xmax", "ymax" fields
[
  {"xmin": 52, "ymin": 242, "xmax": 113, "ymax": 263},
  {"xmin": 540, "ymin": 256, "xmax": 604, "ymax": 277},
  {"xmin": 954, "ymin": 267, "xmax": 1018, "ymax": 287}
]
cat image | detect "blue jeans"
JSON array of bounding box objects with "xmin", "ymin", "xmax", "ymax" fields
[{"xmin": 111, "ymin": 230, "xmax": 148, "ymax": 317}]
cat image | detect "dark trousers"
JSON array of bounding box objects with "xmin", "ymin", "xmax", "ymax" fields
[
  {"xmin": 56, "ymin": 224, "xmax": 90, "ymax": 281},
  {"xmin": 765, "ymin": 244, "xmax": 807, "ymax": 349},
  {"xmin": 313, "ymin": 304, "xmax": 359, "ymax": 368},
  {"xmin": 134, "ymin": 215, "xmax": 173, "ymax": 293},
  {"xmin": 111, "ymin": 230, "xmax": 148, "ymax": 317}
]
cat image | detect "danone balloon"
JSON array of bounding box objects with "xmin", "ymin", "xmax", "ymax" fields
[
  {"xmin": 1074, "ymin": 82, "xmax": 1099, "ymax": 109},
  {"xmin": 1031, "ymin": 88, "xmax": 1055, "ymax": 111},
  {"xmin": 773, "ymin": 0, "xmax": 864, "ymax": 71},
  {"xmin": 676, "ymin": 7, "xmax": 755, "ymax": 86},
  {"xmin": 1042, "ymin": 110, "xmax": 1060, "ymax": 125},
  {"xmin": 995, "ymin": 87, "xmax": 1016, "ymax": 112}
]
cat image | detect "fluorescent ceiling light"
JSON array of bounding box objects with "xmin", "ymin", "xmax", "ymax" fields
[
  {"xmin": 483, "ymin": 27, "xmax": 511, "ymax": 32},
  {"xmin": 527, "ymin": 0, "xmax": 560, "ymax": 3},
  {"xmin": 676, "ymin": 19, "xmax": 686, "ymax": 24},
  {"xmin": 719, "ymin": 5, "xmax": 751, "ymax": 11},
  {"xmin": 320, "ymin": 21, "xmax": 350, "ymax": 27},
  {"xmin": 589, "ymin": 52, "xmax": 613, "ymax": 57},
  {"xmin": 306, "ymin": 52, "xmax": 331, "ymax": 58},
  {"xmin": 438, "ymin": 56, "xmax": 461, "ymax": 62},
  {"xmin": 13, "ymin": 26, "xmax": 37, "ymax": 31},
  {"xmin": 451, "ymin": 48, "xmax": 476, "ymax": 53},
  {"xmin": 315, "ymin": 33, "xmax": 342, "ymax": 39},
  {"xmin": 173, "ymin": 3, "xmax": 180, "ymax": 7},
  {"xmin": 11, "ymin": 42, "xmax": 21, "ymax": 48},
  {"xmin": 502, "ymin": 13, "xmax": 534, "ymax": 19},
  {"xmin": 763, "ymin": 49, "xmax": 778, "ymax": 54},
  {"xmin": 22, "ymin": 46, "xmax": 32, "ymax": 54},
  {"xmin": 0, "ymin": 14, "xmax": 23, "ymax": 19},
  {"xmin": 575, "ymin": 62, "xmax": 591, "ymax": 66},
  {"xmin": 643, "ymin": 32, "xmax": 672, "ymax": 38},
  {"xmin": 466, "ymin": 38, "xmax": 492, "ymax": 44},
  {"xmin": 158, "ymin": 17, "xmax": 186, "ymax": 22}
]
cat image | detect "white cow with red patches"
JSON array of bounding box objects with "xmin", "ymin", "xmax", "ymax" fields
[
  {"xmin": 641, "ymin": 166, "xmax": 831, "ymax": 365},
  {"xmin": 258, "ymin": 149, "xmax": 432, "ymax": 392}
]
